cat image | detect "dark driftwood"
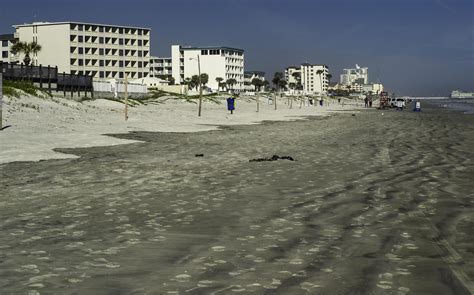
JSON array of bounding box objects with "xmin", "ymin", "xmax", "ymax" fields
[{"xmin": 249, "ymin": 155, "xmax": 295, "ymax": 162}]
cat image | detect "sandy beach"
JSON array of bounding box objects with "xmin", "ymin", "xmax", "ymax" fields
[
  {"xmin": 0, "ymin": 94, "xmax": 358, "ymax": 164},
  {"xmin": 0, "ymin": 98, "xmax": 473, "ymax": 294}
]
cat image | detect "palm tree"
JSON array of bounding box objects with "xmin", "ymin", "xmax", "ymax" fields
[
  {"xmin": 200, "ymin": 73, "xmax": 209, "ymax": 87},
  {"xmin": 216, "ymin": 77, "xmax": 224, "ymax": 92},
  {"xmin": 251, "ymin": 78, "xmax": 263, "ymax": 92},
  {"xmin": 316, "ymin": 70, "xmax": 324, "ymax": 94},
  {"xmin": 272, "ymin": 72, "xmax": 284, "ymax": 94},
  {"xmin": 226, "ymin": 78, "xmax": 237, "ymax": 91},
  {"xmin": 10, "ymin": 41, "xmax": 42, "ymax": 66}
]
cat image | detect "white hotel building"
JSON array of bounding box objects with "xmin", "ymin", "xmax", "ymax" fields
[
  {"xmin": 149, "ymin": 56, "xmax": 172, "ymax": 78},
  {"xmin": 0, "ymin": 34, "xmax": 17, "ymax": 63},
  {"xmin": 171, "ymin": 45, "xmax": 244, "ymax": 91},
  {"xmin": 13, "ymin": 21, "xmax": 151, "ymax": 80},
  {"xmin": 340, "ymin": 64, "xmax": 368, "ymax": 85},
  {"xmin": 300, "ymin": 63, "xmax": 329, "ymax": 94}
]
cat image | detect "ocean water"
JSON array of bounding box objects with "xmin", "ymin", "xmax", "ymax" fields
[{"xmin": 425, "ymin": 98, "xmax": 474, "ymax": 115}]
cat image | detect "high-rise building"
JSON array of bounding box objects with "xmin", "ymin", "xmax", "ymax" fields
[
  {"xmin": 171, "ymin": 45, "xmax": 244, "ymax": 91},
  {"xmin": 13, "ymin": 21, "xmax": 151, "ymax": 80},
  {"xmin": 300, "ymin": 63, "xmax": 329, "ymax": 94},
  {"xmin": 340, "ymin": 64, "xmax": 368, "ymax": 85}
]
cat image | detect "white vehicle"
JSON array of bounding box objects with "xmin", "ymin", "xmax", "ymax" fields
[{"xmin": 390, "ymin": 98, "xmax": 406, "ymax": 108}]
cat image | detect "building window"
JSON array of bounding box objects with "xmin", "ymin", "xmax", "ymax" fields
[
  {"xmin": 99, "ymin": 37, "xmax": 104, "ymax": 44},
  {"xmin": 201, "ymin": 50, "xmax": 208, "ymax": 55},
  {"xmin": 99, "ymin": 48, "xmax": 104, "ymax": 55},
  {"xmin": 137, "ymin": 29, "xmax": 142, "ymax": 36},
  {"xmin": 78, "ymin": 59, "xmax": 83, "ymax": 66},
  {"xmin": 99, "ymin": 60, "xmax": 104, "ymax": 67},
  {"xmin": 78, "ymin": 24, "xmax": 83, "ymax": 31},
  {"xmin": 119, "ymin": 50, "xmax": 124, "ymax": 56},
  {"xmin": 138, "ymin": 51, "xmax": 142, "ymax": 57},
  {"xmin": 99, "ymin": 71, "xmax": 105, "ymax": 78},
  {"xmin": 138, "ymin": 61, "xmax": 142, "ymax": 68},
  {"xmin": 78, "ymin": 36, "xmax": 83, "ymax": 43},
  {"xmin": 119, "ymin": 38, "xmax": 124, "ymax": 45},
  {"xmin": 78, "ymin": 47, "xmax": 83, "ymax": 54},
  {"xmin": 137, "ymin": 40, "xmax": 142, "ymax": 46},
  {"xmin": 119, "ymin": 28, "xmax": 123, "ymax": 34},
  {"xmin": 2, "ymin": 51, "xmax": 8, "ymax": 58},
  {"xmin": 119, "ymin": 61, "xmax": 124, "ymax": 67},
  {"xmin": 2, "ymin": 40, "xmax": 9, "ymax": 47},
  {"xmin": 119, "ymin": 72, "xmax": 124, "ymax": 78}
]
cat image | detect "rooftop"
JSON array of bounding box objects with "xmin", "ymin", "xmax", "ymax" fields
[
  {"xmin": 13, "ymin": 21, "xmax": 151, "ymax": 31},
  {"xmin": 0, "ymin": 34, "xmax": 15, "ymax": 41},
  {"xmin": 179, "ymin": 45, "xmax": 244, "ymax": 53}
]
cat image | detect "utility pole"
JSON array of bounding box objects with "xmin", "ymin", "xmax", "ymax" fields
[
  {"xmin": 124, "ymin": 74, "xmax": 128, "ymax": 121},
  {"xmin": 197, "ymin": 55, "xmax": 202, "ymax": 117}
]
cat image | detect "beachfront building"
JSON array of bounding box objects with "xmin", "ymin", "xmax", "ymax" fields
[
  {"xmin": 12, "ymin": 21, "xmax": 151, "ymax": 80},
  {"xmin": 340, "ymin": 64, "xmax": 368, "ymax": 85},
  {"xmin": 362, "ymin": 83, "xmax": 384, "ymax": 94},
  {"xmin": 285, "ymin": 66, "xmax": 301, "ymax": 85},
  {"xmin": 300, "ymin": 63, "xmax": 329, "ymax": 95},
  {"xmin": 0, "ymin": 34, "xmax": 18, "ymax": 63},
  {"xmin": 244, "ymin": 71, "xmax": 265, "ymax": 92},
  {"xmin": 149, "ymin": 56, "xmax": 172, "ymax": 78},
  {"xmin": 171, "ymin": 45, "xmax": 245, "ymax": 92}
]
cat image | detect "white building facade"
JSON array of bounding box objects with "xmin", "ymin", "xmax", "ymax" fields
[
  {"xmin": 13, "ymin": 21, "xmax": 151, "ymax": 80},
  {"xmin": 149, "ymin": 56, "xmax": 172, "ymax": 78},
  {"xmin": 300, "ymin": 63, "xmax": 329, "ymax": 95},
  {"xmin": 340, "ymin": 64, "xmax": 368, "ymax": 85},
  {"xmin": 244, "ymin": 71, "xmax": 265, "ymax": 92},
  {"xmin": 0, "ymin": 34, "xmax": 17, "ymax": 63},
  {"xmin": 171, "ymin": 45, "xmax": 244, "ymax": 92},
  {"xmin": 285, "ymin": 66, "xmax": 301, "ymax": 85}
]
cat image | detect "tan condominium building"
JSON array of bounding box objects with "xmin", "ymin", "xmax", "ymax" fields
[{"xmin": 13, "ymin": 21, "xmax": 151, "ymax": 80}]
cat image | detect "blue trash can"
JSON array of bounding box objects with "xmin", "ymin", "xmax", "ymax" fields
[{"xmin": 227, "ymin": 97, "xmax": 235, "ymax": 114}]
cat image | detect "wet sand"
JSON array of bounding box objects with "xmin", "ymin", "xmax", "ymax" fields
[{"xmin": 0, "ymin": 105, "xmax": 473, "ymax": 294}]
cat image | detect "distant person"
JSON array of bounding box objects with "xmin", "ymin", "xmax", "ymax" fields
[
  {"xmin": 364, "ymin": 96, "xmax": 369, "ymax": 107},
  {"xmin": 319, "ymin": 97, "xmax": 323, "ymax": 106},
  {"xmin": 369, "ymin": 97, "xmax": 373, "ymax": 107}
]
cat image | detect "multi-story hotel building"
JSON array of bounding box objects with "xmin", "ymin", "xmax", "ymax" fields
[
  {"xmin": 171, "ymin": 45, "xmax": 244, "ymax": 91},
  {"xmin": 0, "ymin": 34, "xmax": 17, "ymax": 63},
  {"xmin": 149, "ymin": 56, "xmax": 172, "ymax": 78},
  {"xmin": 13, "ymin": 21, "xmax": 151, "ymax": 80},
  {"xmin": 300, "ymin": 63, "xmax": 329, "ymax": 94},
  {"xmin": 340, "ymin": 64, "xmax": 368, "ymax": 85},
  {"xmin": 285, "ymin": 66, "xmax": 301, "ymax": 86}
]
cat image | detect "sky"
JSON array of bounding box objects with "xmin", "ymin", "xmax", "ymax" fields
[{"xmin": 0, "ymin": 0, "xmax": 473, "ymax": 96}]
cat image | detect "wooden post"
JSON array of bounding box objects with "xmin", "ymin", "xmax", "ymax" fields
[
  {"xmin": 197, "ymin": 55, "xmax": 202, "ymax": 117},
  {"xmin": 124, "ymin": 74, "xmax": 128, "ymax": 121},
  {"xmin": 274, "ymin": 93, "xmax": 277, "ymax": 110},
  {"xmin": 299, "ymin": 96, "xmax": 303, "ymax": 109},
  {"xmin": 47, "ymin": 65, "xmax": 51, "ymax": 92},
  {"xmin": 256, "ymin": 95, "xmax": 259, "ymax": 112},
  {"xmin": 39, "ymin": 65, "xmax": 43, "ymax": 89},
  {"xmin": 290, "ymin": 96, "xmax": 293, "ymax": 109}
]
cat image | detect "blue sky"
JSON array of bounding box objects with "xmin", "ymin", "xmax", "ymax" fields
[{"xmin": 1, "ymin": 0, "xmax": 473, "ymax": 96}]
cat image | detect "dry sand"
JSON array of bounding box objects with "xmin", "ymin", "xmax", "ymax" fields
[{"xmin": 0, "ymin": 94, "xmax": 360, "ymax": 164}]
